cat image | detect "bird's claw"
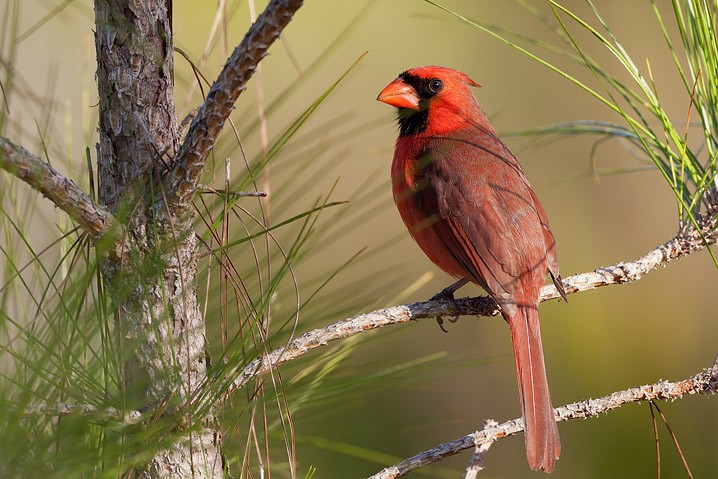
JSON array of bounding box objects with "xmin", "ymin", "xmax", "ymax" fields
[
  {"xmin": 433, "ymin": 294, "xmax": 460, "ymax": 333},
  {"xmin": 435, "ymin": 314, "xmax": 460, "ymax": 333},
  {"xmin": 430, "ymin": 279, "xmax": 468, "ymax": 333},
  {"xmin": 436, "ymin": 316, "xmax": 449, "ymax": 333}
]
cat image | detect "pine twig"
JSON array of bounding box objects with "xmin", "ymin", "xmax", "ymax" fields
[
  {"xmin": 367, "ymin": 356, "xmax": 718, "ymax": 479},
  {"xmin": 17, "ymin": 210, "xmax": 718, "ymax": 464},
  {"xmin": 226, "ymin": 211, "xmax": 717, "ymax": 397},
  {"xmin": 463, "ymin": 419, "xmax": 498, "ymax": 479},
  {"xmin": 22, "ymin": 402, "xmax": 143, "ymax": 425}
]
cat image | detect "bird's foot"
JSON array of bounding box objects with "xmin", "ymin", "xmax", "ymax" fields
[{"xmin": 430, "ymin": 279, "xmax": 468, "ymax": 333}]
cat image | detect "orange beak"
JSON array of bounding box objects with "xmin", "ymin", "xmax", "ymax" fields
[{"xmin": 377, "ymin": 78, "xmax": 420, "ymax": 110}]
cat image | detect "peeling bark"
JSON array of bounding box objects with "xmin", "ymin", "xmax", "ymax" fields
[{"xmin": 95, "ymin": 0, "xmax": 178, "ymax": 209}]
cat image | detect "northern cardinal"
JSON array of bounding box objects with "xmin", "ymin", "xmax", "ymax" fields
[{"xmin": 377, "ymin": 66, "xmax": 566, "ymax": 472}]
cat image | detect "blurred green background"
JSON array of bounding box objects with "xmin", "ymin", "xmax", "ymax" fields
[{"xmin": 8, "ymin": 0, "xmax": 718, "ymax": 477}]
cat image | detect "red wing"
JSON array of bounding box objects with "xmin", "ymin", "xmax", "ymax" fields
[
  {"xmin": 527, "ymin": 187, "xmax": 567, "ymax": 301},
  {"xmin": 412, "ymin": 132, "xmax": 551, "ymax": 310}
]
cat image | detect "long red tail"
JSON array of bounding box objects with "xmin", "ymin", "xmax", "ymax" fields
[{"xmin": 507, "ymin": 298, "xmax": 560, "ymax": 472}]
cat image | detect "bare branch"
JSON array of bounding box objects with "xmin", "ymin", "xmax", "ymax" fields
[
  {"xmin": 22, "ymin": 402, "xmax": 142, "ymax": 425},
  {"xmin": 18, "ymin": 207, "xmax": 716, "ymax": 463},
  {"xmin": 0, "ymin": 136, "xmax": 114, "ymax": 241},
  {"xmin": 540, "ymin": 210, "xmax": 718, "ymax": 301},
  {"xmin": 464, "ymin": 419, "xmax": 497, "ymax": 479},
  {"xmin": 166, "ymin": 0, "xmax": 304, "ymax": 216},
  {"xmin": 367, "ymin": 356, "xmax": 718, "ymax": 479},
  {"xmin": 226, "ymin": 214, "xmax": 717, "ymax": 396},
  {"xmin": 197, "ymin": 185, "xmax": 268, "ymax": 198},
  {"xmin": 22, "ymin": 355, "xmax": 717, "ymax": 478}
]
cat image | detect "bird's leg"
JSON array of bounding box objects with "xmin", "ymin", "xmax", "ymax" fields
[
  {"xmin": 430, "ymin": 278, "xmax": 469, "ymax": 301},
  {"xmin": 430, "ymin": 278, "xmax": 469, "ymax": 333}
]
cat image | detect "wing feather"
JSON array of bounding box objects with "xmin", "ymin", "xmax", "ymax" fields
[{"xmin": 412, "ymin": 129, "xmax": 553, "ymax": 310}]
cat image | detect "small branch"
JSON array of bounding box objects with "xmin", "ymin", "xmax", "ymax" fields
[
  {"xmin": 367, "ymin": 356, "xmax": 718, "ymax": 479},
  {"xmin": 0, "ymin": 136, "xmax": 114, "ymax": 241},
  {"xmin": 22, "ymin": 353, "xmax": 718, "ymax": 470},
  {"xmin": 540, "ymin": 211, "xmax": 717, "ymax": 301},
  {"xmin": 22, "ymin": 401, "xmax": 142, "ymax": 425},
  {"xmin": 197, "ymin": 185, "xmax": 268, "ymax": 198},
  {"xmin": 226, "ymin": 215, "xmax": 717, "ymax": 396},
  {"xmin": 464, "ymin": 419, "xmax": 497, "ymax": 479},
  {"xmin": 166, "ymin": 0, "xmax": 304, "ymax": 216},
  {"xmin": 16, "ymin": 214, "xmax": 718, "ymax": 446}
]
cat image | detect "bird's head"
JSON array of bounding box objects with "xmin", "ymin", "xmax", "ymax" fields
[{"xmin": 377, "ymin": 66, "xmax": 481, "ymax": 136}]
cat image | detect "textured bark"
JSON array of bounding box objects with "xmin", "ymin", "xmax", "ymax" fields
[
  {"xmin": 94, "ymin": 0, "xmax": 220, "ymax": 477},
  {"xmin": 95, "ymin": 0, "xmax": 178, "ymax": 210},
  {"xmin": 0, "ymin": 136, "xmax": 114, "ymax": 241},
  {"xmin": 92, "ymin": 0, "xmax": 305, "ymax": 475}
]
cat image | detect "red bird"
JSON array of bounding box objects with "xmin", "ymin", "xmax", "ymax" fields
[{"xmin": 377, "ymin": 66, "xmax": 566, "ymax": 472}]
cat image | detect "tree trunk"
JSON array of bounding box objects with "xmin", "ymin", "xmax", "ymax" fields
[{"xmin": 94, "ymin": 0, "xmax": 222, "ymax": 476}]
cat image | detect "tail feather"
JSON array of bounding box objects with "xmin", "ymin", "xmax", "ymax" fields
[{"xmin": 507, "ymin": 299, "xmax": 560, "ymax": 472}]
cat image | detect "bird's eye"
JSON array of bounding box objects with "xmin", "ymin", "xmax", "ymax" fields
[{"xmin": 428, "ymin": 79, "xmax": 443, "ymax": 93}]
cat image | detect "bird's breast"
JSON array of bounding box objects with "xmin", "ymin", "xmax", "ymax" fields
[{"xmin": 390, "ymin": 138, "xmax": 471, "ymax": 280}]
